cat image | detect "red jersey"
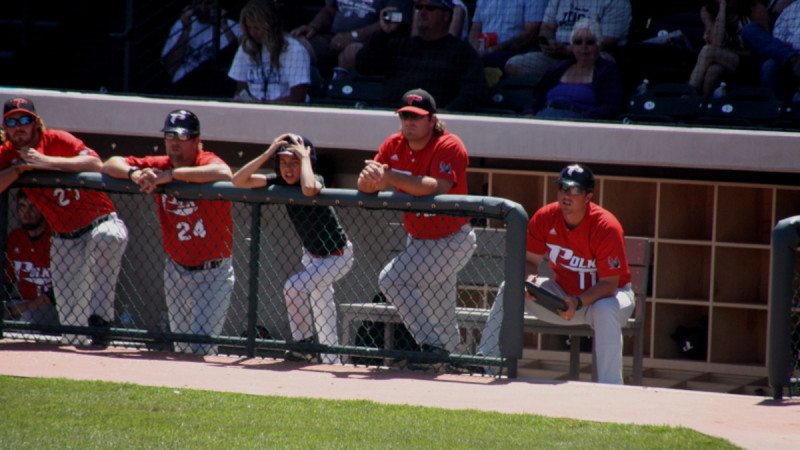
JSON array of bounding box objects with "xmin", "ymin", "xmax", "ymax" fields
[
  {"xmin": 5, "ymin": 227, "xmax": 52, "ymax": 301},
  {"xmin": 125, "ymin": 151, "xmax": 232, "ymax": 266},
  {"xmin": 374, "ymin": 131, "xmax": 470, "ymax": 239},
  {"xmin": 0, "ymin": 130, "xmax": 116, "ymax": 233},
  {"xmin": 527, "ymin": 202, "xmax": 631, "ymax": 295}
]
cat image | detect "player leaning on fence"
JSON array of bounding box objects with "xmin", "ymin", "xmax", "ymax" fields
[
  {"xmin": 102, "ymin": 109, "xmax": 234, "ymax": 356},
  {"xmin": 0, "ymin": 97, "xmax": 129, "ymax": 347},
  {"xmin": 357, "ymin": 88, "xmax": 477, "ymax": 357},
  {"xmin": 233, "ymin": 133, "xmax": 353, "ymax": 364},
  {"xmin": 479, "ymin": 163, "xmax": 634, "ymax": 384}
]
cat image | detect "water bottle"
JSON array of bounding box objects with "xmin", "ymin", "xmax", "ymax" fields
[
  {"xmin": 119, "ymin": 307, "xmax": 135, "ymax": 328},
  {"xmin": 635, "ymin": 79, "xmax": 650, "ymax": 96},
  {"xmin": 712, "ymin": 82, "xmax": 727, "ymax": 100}
]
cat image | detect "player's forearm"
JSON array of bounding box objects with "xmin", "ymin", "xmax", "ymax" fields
[
  {"xmin": 173, "ymin": 164, "xmax": 232, "ymax": 183},
  {"xmin": 0, "ymin": 166, "xmax": 22, "ymax": 192},
  {"xmin": 37, "ymin": 155, "xmax": 102, "ymax": 172},
  {"xmin": 232, "ymin": 152, "xmax": 271, "ymax": 187},
  {"xmin": 384, "ymin": 171, "xmax": 442, "ymax": 196},
  {"xmin": 101, "ymin": 156, "xmax": 132, "ymax": 179}
]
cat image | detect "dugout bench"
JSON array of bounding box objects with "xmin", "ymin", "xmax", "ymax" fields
[{"xmin": 339, "ymin": 236, "xmax": 651, "ymax": 384}]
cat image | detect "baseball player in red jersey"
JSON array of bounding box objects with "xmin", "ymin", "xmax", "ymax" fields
[
  {"xmin": 0, "ymin": 98, "xmax": 129, "ymax": 347},
  {"xmin": 358, "ymin": 89, "xmax": 477, "ymax": 357},
  {"xmin": 479, "ymin": 164, "xmax": 635, "ymax": 384},
  {"xmin": 3, "ymin": 191, "xmax": 58, "ymax": 326},
  {"xmin": 102, "ymin": 109, "xmax": 234, "ymax": 355}
]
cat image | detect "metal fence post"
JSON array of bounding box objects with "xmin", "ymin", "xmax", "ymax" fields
[
  {"xmin": 769, "ymin": 215, "xmax": 800, "ymax": 399},
  {"xmin": 246, "ymin": 203, "xmax": 262, "ymax": 358},
  {"xmin": 0, "ymin": 190, "xmax": 8, "ymax": 339},
  {"xmin": 500, "ymin": 201, "xmax": 529, "ymax": 378}
]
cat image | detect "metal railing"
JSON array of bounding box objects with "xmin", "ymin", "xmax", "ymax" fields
[
  {"xmin": 1, "ymin": 172, "xmax": 527, "ymax": 376},
  {"xmin": 768, "ymin": 215, "xmax": 800, "ymax": 399}
]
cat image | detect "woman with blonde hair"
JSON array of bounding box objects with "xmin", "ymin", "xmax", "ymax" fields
[{"xmin": 228, "ymin": 0, "xmax": 311, "ymax": 103}]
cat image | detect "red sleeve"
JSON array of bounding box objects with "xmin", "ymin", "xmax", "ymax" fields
[
  {"xmin": 429, "ymin": 136, "xmax": 466, "ymax": 186},
  {"xmin": 195, "ymin": 152, "xmax": 227, "ymax": 166},
  {"xmin": 526, "ymin": 207, "xmax": 550, "ymax": 255},
  {"xmin": 47, "ymin": 130, "xmax": 95, "ymax": 157},
  {"xmin": 592, "ymin": 217, "xmax": 627, "ymax": 279},
  {"xmin": 0, "ymin": 146, "xmax": 19, "ymax": 168}
]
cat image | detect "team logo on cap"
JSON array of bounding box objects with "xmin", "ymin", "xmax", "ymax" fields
[
  {"xmin": 8, "ymin": 98, "xmax": 30, "ymax": 108},
  {"xmin": 168, "ymin": 111, "xmax": 189, "ymax": 124},
  {"xmin": 565, "ymin": 164, "xmax": 584, "ymax": 176},
  {"xmin": 406, "ymin": 94, "xmax": 423, "ymax": 104}
]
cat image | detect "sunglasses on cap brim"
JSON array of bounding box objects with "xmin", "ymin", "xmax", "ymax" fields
[{"xmin": 164, "ymin": 130, "xmax": 198, "ymax": 141}]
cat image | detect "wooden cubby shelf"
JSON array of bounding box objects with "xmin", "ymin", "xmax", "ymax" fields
[{"xmin": 467, "ymin": 168, "xmax": 800, "ymax": 378}]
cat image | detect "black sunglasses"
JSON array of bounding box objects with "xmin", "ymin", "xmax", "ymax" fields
[
  {"xmin": 557, "ymin": 183, "xmax": 587, "ymax": 195},
  {"xmin": 572, "ymin": 38, "xmax": 597, "ymax": 46},
  {"xmin": 398, "ymin": 111, "xmax": 427, "ymax": 120},
  {"xmin": 4, "ymin": 115, "xmax": 35, "ymax": 128},
  {"xmin": 164, "ymin": 130, "xmax": 198, "ymax": 141},
  {"xmin": 414, "ymin": 4, "xmax": 445, "ymax": 12}
]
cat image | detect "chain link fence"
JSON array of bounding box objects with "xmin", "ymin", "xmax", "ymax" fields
[{"xmin": 1, "ymin": 172, "xmax": 527, "ymax": 376}]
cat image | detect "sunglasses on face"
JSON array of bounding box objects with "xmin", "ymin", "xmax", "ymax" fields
[
  {"xmin": 164, "ymin": 130, "xmax": 197, "ymax": 141},
  {"xmin": 399, "ymin": 111, "xmax": 427, "ymax": 121},
  {"xmin": 4, "ymin": 115, "xmax": 35, "ymax": 128},
  {"xmin": 571, "ymin": 38, "xmax": 597, "ymax": 46},
  {"xmin": 557, "ymin": 183, "xmax": 586, "ymax": 196},
  {"xmin": 414, "ymin": 4, "xmax": 445, "ymax": 12}
]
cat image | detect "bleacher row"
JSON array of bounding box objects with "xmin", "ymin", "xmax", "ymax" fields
[{"xmin": 293, "ymin": 0, "xmax": 800, "ymax": 130}]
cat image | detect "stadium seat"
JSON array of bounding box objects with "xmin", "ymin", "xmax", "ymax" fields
[
  {"xmin": 320, "ymin": 76, "xmax": 385, "ymax": 108},
  {"xmin": 698, "ymin": 85, "xmax": 783, "ymax": 126},
  {"xmin": 484, "ymin": 75, "xmax": 538, "ymax": 113}
]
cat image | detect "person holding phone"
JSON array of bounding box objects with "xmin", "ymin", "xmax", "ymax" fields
[{"xmin": 478, "ymin": 163, "xmax": 634, "ymax": 384}]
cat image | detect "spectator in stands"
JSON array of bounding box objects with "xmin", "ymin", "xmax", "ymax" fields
[
  {"xmin": 688, "ymin": 0, "xmax": 770, "ymax": 97},
  {"xmin": 228, "ymin": 0, "xmax": 311, "ymax": 103},
  {"xmin": 413, "ymin": 0, "xmax": 470, "ymax": 40},
  {"xmin": 162, "ymin": 0, "xmax": 242, "ymax": 97},
  {"xmin": 291, "ymin": 1, "xmax": 413, "ymax": 79},
  {"xmin": 468, "ymin": 0, "xmax": 547, "ymax": 69},
  {"xmin": 3, "ymin": 191, "xmax": 58, "ymax": 326},
  {"xmin": 232, "ymin": 133, "xmax": 353, "ymax": 365},
  {"xmin": 767, "ymin": 0, "xmax": 796, "ymax": 22},
  {"xmin": 504, "ymin": 0, "xmax": 632, "ymax": 81},
  {"xmin": 102, "ymin": 109, "xmax": 234, "ymax": 356},
  {"xmin": 524, "ymin": 19, "xmax": 624, "ymax": 120},
  {"xmin": 357, "ymin": 88, "xmax": 476, "ymax": 359},
  {"xmin": 355, "ymin": 0, "xmax": 488, "ymax": 111},
  {"xmin": 479, "ymin": 163, "xmax": 634, "ymax": 384},
  {"xmin": 739, "ymin": 1, "xmax": 800, "ymax": 99}
]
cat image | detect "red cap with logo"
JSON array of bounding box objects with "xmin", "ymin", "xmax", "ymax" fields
[{"xmin": 3, "ymin": 97, "xmax": 38, "ymax": 119}]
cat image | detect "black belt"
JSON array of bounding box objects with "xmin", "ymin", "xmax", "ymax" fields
[
  {"xmin": 55, "ymin": 214, "xmax": 113, "ymax": 240},
  {"xmin": 177, "ymin": 259, "xmax": 224, "ymax": 271}
]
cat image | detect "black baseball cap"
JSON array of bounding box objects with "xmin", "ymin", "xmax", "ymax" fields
[
  {"xmin": 4, "ymin": 97, "xmax": 38, "ymax": 119},
  {"xmin": 396, "ymin": 89, "xmax": 437, "ymax": 116},
  {"xmin": 414, "ymin": 0, "xmax": 454, "ymax": 10},
  {"xmin": 162, "ymin": 109, "xmax": 200, "ymax": 135},
  {"xmin": 557, "ymin": 163, "xmax": 595, "ymax": 191},
  {"xmin": 276, "ymin": 134, "xmax": 317, "ymax": 163}
]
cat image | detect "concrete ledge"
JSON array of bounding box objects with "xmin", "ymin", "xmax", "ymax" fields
[{"xmin": 2, "ymin": 87, "xmax": 798, "ymax": 174}]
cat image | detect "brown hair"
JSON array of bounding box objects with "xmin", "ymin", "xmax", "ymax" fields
[{"xmin": 239, "ymin": 0, "xmax": 285, "ymax": 69}]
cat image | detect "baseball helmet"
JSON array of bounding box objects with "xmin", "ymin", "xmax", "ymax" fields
[
  {"xmin": 162, "ymin": 109, "xmax": 200, "ymax": 136},
  {"xmin": 557, "ymin": 163, "xmax": 594, "ymax": 191}
]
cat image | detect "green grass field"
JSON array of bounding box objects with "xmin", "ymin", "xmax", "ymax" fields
[{"xmin": 3, "ymin": 376, "xmax": 738, "ymax": 449}]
